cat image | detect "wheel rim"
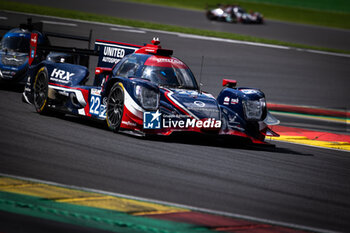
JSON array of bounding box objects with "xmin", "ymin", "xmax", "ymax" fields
[
  {"xmin": 34, "ymin": 73, "xmax": 48, "ymax": 110},
  {"xmin": 107, "ymin": 87, "xmax": 123, "ymax": 127}
]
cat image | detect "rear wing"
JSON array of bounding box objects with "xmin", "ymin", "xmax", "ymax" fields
[
  {"xmin": 29, "ymin": 35, "xmax": 144, "ymax": 68},
  {"xmin": 28, "ymin": 32, "xmax": 97, "ymax": 66}
]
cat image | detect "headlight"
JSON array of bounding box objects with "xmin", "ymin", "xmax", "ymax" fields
[
  {"xmin": 135, "ymin": 85, "xmax": 159, "ymax": 111},
  {"xmin": 243, "ymin": 98, "xmax": 266, "ymax": 121}
]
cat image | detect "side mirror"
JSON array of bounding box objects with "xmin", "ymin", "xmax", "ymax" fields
[{"xmin": 222, "ymin": 79, "xmax": 237, "ymax": 88}]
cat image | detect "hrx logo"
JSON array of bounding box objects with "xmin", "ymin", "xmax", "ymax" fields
[
  {"xmin": 143, "ymin": 110, "xmax": 161, "ymax": 129},
  {"xmin": 51, "ymin": 68, "xmax": 75, "ymax": 81}
]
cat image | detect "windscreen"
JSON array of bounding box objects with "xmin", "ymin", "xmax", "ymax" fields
[
  {"xmin": 141, "ymin": 65, "xmax": 198, "ymax": 90},
  {"xmin": 1, "ymin": 36, "xmax": 30, "ymax": 53}
]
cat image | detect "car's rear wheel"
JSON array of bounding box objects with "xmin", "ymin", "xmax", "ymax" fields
[
  {"xmin": 206, "ymin": 11, "xmax": 216, "ymax": 20},
  {"xmin": 106, "ymin": 82, "xmax": 124, "ymax": 132},
  {"xmin": 33, "ymin": 67, "xmax": 50, "ymax": 114}
]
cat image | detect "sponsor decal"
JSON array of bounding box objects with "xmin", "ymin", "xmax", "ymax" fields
[
  {"xmin": 29, "ymin": 33, "xmax": 38, "ymax": 65},
  {"xmin": 122, "ymin": 121, "xmax": 137, "ymax": 127},
  {"xmin": 194, "ymin": 101, "xmax": 205, "ymax": 107},
  {"xmin": 144, "ymin": 56, "xmax": 188, "ymax": 68},
  {"xmin": 95, "ymin": 42, "xmax": 139, "ymax": 68},
  {"xmin": 231, "ymin": 98, "xmax": 239, "ymax": 104},
  {"xmin": 240, "ymin": 89, "xmax": 258, "ymax": 94},
  {"xmin": 177, "ymin": 90, "xmax": 199, "ymax": 97},
  {"xmin": 91, "ymin": 88, "xmax": 101, "ymax": 96},
  {"xmin": 103, "ymin": 46, "xmax": 125, "ymax": 58},
  {"xmin": 223, "ymin": 96, "xmax": 230, "ymax": 105},
  {"xmin": 5, "ymin": 57, "xmax": 21, "ymax": 62},
  {"xmin": 143, "ymin": 111, "xmax": 221, "ymax": 129},
  {"xmin": 30, "ymin": 35, "xmax": 37, "ymax": 44},
  {"xmin": 187, "ymin": 107, "xmax": 219, "ymax": 113},
  {"xmin": 50, "ymin": 68, "xmax": 74, "ymax": 84},
  {"xmin": 155, "ymin": 58, "xmax": 184, "ymax": 65},
  {"xmin": 102, "ymin": 57, "xmax": 121, "ymax": 64},
  {"xmin": 0, "ymin": 70, "xmax": 16, "ymax": 78}
]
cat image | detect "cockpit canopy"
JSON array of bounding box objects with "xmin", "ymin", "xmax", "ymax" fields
[
  {"xmin": 1, "ymin": 35, "xmax": 30, "ymax": 53},
  {"xmin": 114, "ymin": 54, "xmax": 199, "ymax": 90},
  {"xmin": 1, "ymin": 29, "xmax": 43, "ymax": 54}
]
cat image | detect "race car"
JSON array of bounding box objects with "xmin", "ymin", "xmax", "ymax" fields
[
  {"xmin": 206, "ymin": 5, "xmax": 264, "ymax": 24},
  {"xmin": 0, "ymin": 18, "xmax": 91, "ymax": 84},
  {"xmin": 23, "ymin": 36, "xmax": 278, "ymax": 144}
]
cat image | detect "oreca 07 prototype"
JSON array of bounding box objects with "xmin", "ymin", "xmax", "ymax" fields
[{"xmin": 23, "ymin": 36, "xmax": 279, "ymax": 144}]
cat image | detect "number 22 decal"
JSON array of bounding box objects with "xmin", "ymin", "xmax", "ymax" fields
[
  {"xmin": 89, "ymin": 95, "xmax": 100, "ymax": 115},
  {"xmin": 89, "ymin": 95, "xmax": 106, "ymax": 118}
]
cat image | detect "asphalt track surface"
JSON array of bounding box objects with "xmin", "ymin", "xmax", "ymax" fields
[
  {"xmin": 1, "ymin": 10, "xmax": 350, "ymax": 233},
  {"xmin": 9, "ymin": 0, "xmax": 350, "ymax": 51}
]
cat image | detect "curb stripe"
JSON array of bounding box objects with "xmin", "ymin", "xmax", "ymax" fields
[
  {"xmin": 270, "ymin": 111, "xmax": 349, "ymax": 124},
  {"xmin": 271, "ymin": 136, "xmax": 350, "ymax": 152},
  {"xmin": 268, "ymin": 103, "xmax": 350, "ymax": 118},
  {"xmin": 0, "ymin": 191, "xmax": 208, "ymax": 233},
  {"xmin": 0, "ymin": 174, "xmax": 336, "ymax": 233},
  {"xmin": 0, "ymin": 177, "xmax": 186, "ymax": 214},
  {"xmin": 271, "ymin": 125, "xmax": 350, "ymax": 152}
]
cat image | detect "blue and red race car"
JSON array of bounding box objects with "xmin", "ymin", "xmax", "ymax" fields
[
  {"xmin": 0, "ymin": 19, "xmax": 91, "ymax": 84},
  {"xmin": 23, "ymin": 36, "xmax": 279, "ymax": 144}
]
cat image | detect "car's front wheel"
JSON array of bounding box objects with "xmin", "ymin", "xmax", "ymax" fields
[
  {"xmin": 33, "ymin": 67, "xmax": 50, "ymax": 114},
  {"xmin": 106, "ymin": 82, "xmax": 124, "ymax": 132}
]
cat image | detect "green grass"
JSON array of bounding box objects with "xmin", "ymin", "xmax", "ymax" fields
[
  {"xmin": 0, "ymin": 0, "xmax": 349, "ymax": 55},
  {"xmin": 232, "ymin": 0, "xmax": 350, "ymax": 13},
  {"xmin": 129, "ymin": 0, "xmax": 350, "ymax": 29}
]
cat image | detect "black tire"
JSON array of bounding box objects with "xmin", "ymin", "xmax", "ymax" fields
[
  {"xmin": 106, "ymin": 82, "xmax": 124, "ymax": 132},
  {"xmin": 33, "ymin": 67, "xmax": 50, "ymax": 114},
  {"xmin": 206, "ymin": 11, "xmax": 216, "ymax": 21},
  {"xmin": 246, "ymin": 121, "xmax": 265, "ymax": 142}
]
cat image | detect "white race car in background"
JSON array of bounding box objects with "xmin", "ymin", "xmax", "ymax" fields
[{"xmin": 206, "ymin": 5, "xmax": 264, "ymax": 24}]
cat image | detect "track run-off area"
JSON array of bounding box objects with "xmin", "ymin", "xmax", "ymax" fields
[{"xmin": 0, "ymin": 5, "xmax": 350, "ymax": 233}]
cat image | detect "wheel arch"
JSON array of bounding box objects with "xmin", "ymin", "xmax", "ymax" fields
[
  {"xmin": 103, "ymin": 77, "xmax": 125, "ymax": 98},
  {"xmin": 105, "ymin": 81, "xmax": 125, "ymax": 132}
]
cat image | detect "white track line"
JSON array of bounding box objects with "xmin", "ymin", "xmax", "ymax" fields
[
  {"xmin": 41, "ymin": 20, "xmax": 77, "ymax": 27},
  {"xmin": 3, "ymin": 10, "xmax": 350, "ymax": 58},
  {"xmin": 0, "ymin": 16, "xmax": 8, "ymax": 20},
  {"xmin": 0, "ymin": 172, "xmax": 339, "ymax": 233},
  {"xmin": 110, "ymin": 27, "xmax": 146, "ymax": 34}
]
